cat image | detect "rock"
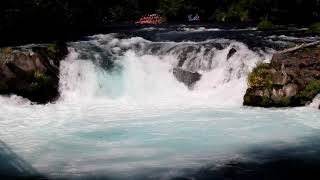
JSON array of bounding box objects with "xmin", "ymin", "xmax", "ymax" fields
[
  {"xmin": 244, "ymin": 47, "xmax": 320, "ymax": 107},
  {"xmin": 0, "ymin": 42, "xmax": 68, "ymax": 103},
  {"xmin": 243, "ymin": 89, "xmax": 272, "ymax": 107},
  {"xmin": 272, "ymin": 71, "xmax": 290, "ymax": 85},
  {"xmin": 283, "ymin": 83, "xmax": 298, "ymax": 97},
  {"xmin": 271, "ymin": 88, "xmax": 285, "ymax": 101},
  {"xmin": 227, "ymin": 48, "xmax": 237, "ymax": 60},
  {"xmin": 173, "ymin": 67, "xmax": 201, "ymax": 88}
]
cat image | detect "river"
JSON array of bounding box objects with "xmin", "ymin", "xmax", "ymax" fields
[{"xmin": 0, "ymin": 24, "xmax": 320, "ymax": 179}]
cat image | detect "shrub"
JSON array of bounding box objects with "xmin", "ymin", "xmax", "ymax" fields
[
  {"xmin": 214, "ymin": 9, "xmax": 227, "ymax": 22},
  {"xmin": 47, "ymin": 44, "xmax": 58, "ymax": 54},
  {"xmin": 258, "ymin": 19, "xmax": 273, "ymax": 30},
  {"xmin": 309, "ymin": 22, "xmax": 320, "ymax": 34},
  {"xmin": 31, "ymin": 70, "xmax": 51, "ymax": 91},
  {"xmin": 248, "ymin": 63, "xmax": 272, "ymax": 87},
  {"xmin": 34, "ymin": 70, "xmax": 47, "ymax": 80},
  {"xmin": 239, "ymin": 10, "xmax": 250, "ymax": 22},
  {"xmin": 298, "ymin": 80, "xmax": 320, "ymax": 104}
]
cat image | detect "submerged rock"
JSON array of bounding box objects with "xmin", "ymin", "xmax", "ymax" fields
[
  {"xmin": 244, "ymin": 47, "xmax": 320, "ymax": 107},
  {"xmin": 173, "ymin": 67, "xmax": 201, "ymax": 88},
  {"xmin": 0, "ymin": 42, "xmax": 68, "ymax": 104},
  {"xmin": 227, "ymin": 48, "xmax": 237, "ymax": 60}
]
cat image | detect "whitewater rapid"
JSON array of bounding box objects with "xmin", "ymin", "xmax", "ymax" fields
[
  {"xmin": 58, "ymin": 34, "xmax": 273, "ymax": 106},
  {"xmin": 0, "ymin": 32, "xmax": 320, "ymax": 179}
]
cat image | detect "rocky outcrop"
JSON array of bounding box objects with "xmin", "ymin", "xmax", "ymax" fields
[
  {"xmin": 244, "ymin": 46, "xmax": 320, "ymax": 107},
  {"xmin": 173, "ymin": 67, "xmax": 202, "ymax": 88},
  {"xmin": 0, "ymin": 42, "xmax": 68, "ymax": 103}
]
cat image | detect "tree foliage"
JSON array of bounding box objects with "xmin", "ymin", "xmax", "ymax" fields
[{"xmin": 0, "ymin": 0, "xmax": 320, "ymax": 45}]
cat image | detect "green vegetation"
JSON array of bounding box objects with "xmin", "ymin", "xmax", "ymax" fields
[
  {"xmin": 0, "ymin": 0, "xmax": 320, "ymax": 44},
  {"xmin": 248, "ymin": 63, "xmax": 273, "ymax": 88},
  {"xmin": 158, "ymin": 0, "xmax": 186, "ymax": 19},
  {"xmin": 297, "ymin": 80, "xmax": 320, "ymax": 104},
  {"xmin": 258, "ymin": 19, "xmax": 274, "ymax": 30},
  {"xmin": 46, "ymin": 43, "xmax": 60, "ymax": 59},
  {"xmin": 1, "ymin": 0, "xmax": 320, "ymax": 25},
  {"xmin": 30, "ymin": 70, "xmax": 51, "ymax": 91},
  {"xmin": 309, "ymin": 22, "xmax": 320, "ymax": 34},
  {"xmin": 213, "ymin": 10, "xmax": 227, "ymax": 22},
  {"xmin": 214, "ymin": 0, "xmax": 254, "ymax": 22},
  {"xmin": 34, "ymin": 70, "xmax": 48, "ymax": 81},
  {"xmin": 47, "ymin": 44, "xmax": 58, "ymax": 54}
]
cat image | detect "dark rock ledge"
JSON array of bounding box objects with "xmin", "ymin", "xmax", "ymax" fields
[
  {"xmin": 244, "ymin": 45, "xmax": 320, "ymax": 107},
  {"xmin": 173, "ymin": 67, "xmax": 202, "ymax": 88},
  {"xmin": 0, "ymin": 42, "xmax": 68, "ymax": 104}
]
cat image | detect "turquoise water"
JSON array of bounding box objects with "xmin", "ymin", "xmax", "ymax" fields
[{"xmin": 0, "ymin": 102, "xmax": 319, "ymax": 179}]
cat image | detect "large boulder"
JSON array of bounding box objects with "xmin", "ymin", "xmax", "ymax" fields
[
  {"xmin": 0, "ymin": 42, "xmax": 68, "ymax": 103},
  {"xmin": 173, "ymin": 67, "xmax": 202, "ymax": 88},
  {"xmin": 244, "ymin": 47, "xmax": 320, "ymax": 107}
]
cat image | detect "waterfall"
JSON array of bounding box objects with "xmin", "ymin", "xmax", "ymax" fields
[{"xmin": 58, "ymin": 34, "xmax": 272, "ymax": 106}]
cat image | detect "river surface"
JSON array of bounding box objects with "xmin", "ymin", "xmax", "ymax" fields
[{"xmin": 0, "ymin": 24, "xmax": 320, "ymax": 179}]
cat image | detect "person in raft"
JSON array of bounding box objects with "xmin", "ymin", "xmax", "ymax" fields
[{"xmin": 136, "ymin": 14, "xmax": 162, "ymax": 25}]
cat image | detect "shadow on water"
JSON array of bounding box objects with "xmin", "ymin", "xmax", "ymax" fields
[
  {"xmin": 2, "ymin": 135, "xmax": 320, "ymax": 180},
  {"xmin": 172, "ymin": 135, "xmax": 320, "ymax": 180},
  {"xmin": 0, "ymin": 140, "xmax": 46, "ymax": 179},
  {"xmin": 49, "ymin": 135, "xmax": 320, "ymax": 180}
]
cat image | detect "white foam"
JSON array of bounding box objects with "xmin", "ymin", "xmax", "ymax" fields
[
  {"xmin": 310, "ymin": 94, "xmax": 320, "ymax": 109},
  {"xmin": 58, "ymin": 35, "xmax": 273, "ymax": 107},
  {"xmin": 179, "ymin": 27, "xmax": 221, "ymax": 32}
]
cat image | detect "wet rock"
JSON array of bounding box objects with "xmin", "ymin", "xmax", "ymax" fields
[
  {"xmin": 177, "ymin": 46, "xmax": 197, "ymax": 67},
  {"xmin": 173, "ymin": 67, "xmax": 201, "ymax": 88},
  {"xmin": 244, "ymin": 47, "xmax": 320, "ymax": 107},
  {"xmin": 227, "ymin": 48, "xmax": 237, "ymax": 60},
  {"xmin": 0, "ymin": 42, "xmax": 68, "ymax": 104}
]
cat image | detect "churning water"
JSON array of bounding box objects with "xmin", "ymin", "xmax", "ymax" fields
[{"xmin": 0, "ymin": 26, "xmax": 320, "ymax": 179}]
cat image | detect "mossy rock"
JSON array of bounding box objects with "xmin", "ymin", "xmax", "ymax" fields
[
  {"xmin": 275, "ymin": 97, "xmax": 291, "ymax": 107},
  {"xmin": 32, "ymin": 41, "xmax": 68, "ymax": 66},
  {"xmin": 244, "ymin": 94, "xmax": 274, "ymax": 108},
  {"xmin": 260, "ymin": 96, "xmax": 273, "ymax": 107}
]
